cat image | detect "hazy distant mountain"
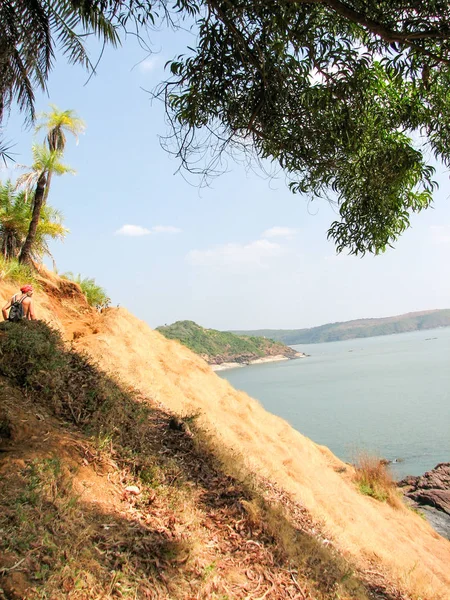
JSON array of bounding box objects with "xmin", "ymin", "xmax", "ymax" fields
[{"xmin": 230, "ymin": 309, "xmax": 450, "ymax": 345}]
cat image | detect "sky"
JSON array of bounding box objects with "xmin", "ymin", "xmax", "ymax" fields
[{"xmin": 2, "ymin": 24, "xmax": 450, "ymax": 331}]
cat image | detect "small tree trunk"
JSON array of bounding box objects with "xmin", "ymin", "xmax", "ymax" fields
[
  {"xmin": 19, "ymin": 172, "xmax": 47, "ymax": 265},
  {"xmin": 43, "ymin": 169, "xmax": 53, "ymax": 204}
]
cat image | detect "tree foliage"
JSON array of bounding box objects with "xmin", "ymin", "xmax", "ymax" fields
[
  {"xmin": 3, "ymin": 0, "xmax": 450, "ymax": 253},
  {"xmin": 156, "ymin": 319, "xmax": 295, "ymax": 361},
  {"xmin": 17, "ymin": 144, "xmax": 74, "ymax": 264},
  {"xmin": 0, "ymin": 0, "xmax": 119, "ymax": 123},
  {"xmin": 36, "ymin": 105, "xmax": 85, "ymax": 153},
  {"xmin": 161, "ymin": 0, "xmax": 450, "ymax": 254},
  {"xmin": 0, "ymin": 0, "xmax": 197, "ymax": 125},
  {"xmin": 0, "ymin": 180, "xmax": 68, "ymax": 261},
  {"xmin": 35, "ymin": 105, "xmax": 85, "ymax": 203}
]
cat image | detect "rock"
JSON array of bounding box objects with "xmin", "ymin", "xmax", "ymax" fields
[
  {"xmin": 398, "ymin": 475, "xmax": 417, "ymax": 488},
  {"xmin": 169, "ymin": 416, "xmax": 185, "ymax": 431},
  {"xmin": 168, "ymin": 416, "xmax": 193, "ymax": 438},
  {"xmin": 399, "ymin": 463, "xmax": 450, "ymax": 516},
  {"xmin": 419, "ymin": 506, "xmax": 450, "ymax": 541},
  {"xmin": 410, "ymin": 490, "xmax": 450, "ymax": 515},
  {"xmin": 168, "ymin": 417, "xmax": 191, "ymax": 435},
  {"xmin": 125, "ymin": 485, "xmax": 141, "ymax": 495}
]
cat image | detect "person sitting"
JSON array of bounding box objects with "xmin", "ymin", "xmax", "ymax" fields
[{"xmin": 2, "ymin": 284, "xmax": 36, "ymax": 321}]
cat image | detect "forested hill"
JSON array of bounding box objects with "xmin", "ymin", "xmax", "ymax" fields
[
  {"xmin": 231, "ymin": 309, "xmax": 450, "ymax": 345},
  {"xmin": 156, "ymin": 320, "xmax": 302, "ymax": 365}
]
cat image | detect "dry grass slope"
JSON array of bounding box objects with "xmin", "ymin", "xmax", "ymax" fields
[
  {"xmin": 0, "ymin": 271, "xmax": 449, "ymax": 600},
  {"xmin": 0, "ymin": 323, "xmax": 399, "ymax": 599}
]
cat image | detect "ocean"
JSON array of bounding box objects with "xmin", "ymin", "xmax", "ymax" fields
[{"xmin": 219, "ymin": 327, "xmax": 450, "ymax": 479}]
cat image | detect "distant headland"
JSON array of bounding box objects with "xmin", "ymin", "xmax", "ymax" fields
[
  {"xmin": 230, "ymin": 309, "xmax": 450, "ymax": 345},
  {"xmin": 156, "ymin": 320, "xmax": 306, "ymax": 370}
]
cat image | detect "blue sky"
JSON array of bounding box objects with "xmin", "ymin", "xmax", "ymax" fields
[{"xmin": 2, "ymin": 26, "xmax": 450, "ymax": 330}]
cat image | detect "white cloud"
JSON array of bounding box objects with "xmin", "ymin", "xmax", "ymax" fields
[
  {"xmin": 115, "ymin": 224, "xmax": 181, "ymax": 237},
  {"xmin": 430, "ymin": 225, "xmax": 450, "ymax": 245},
  {"xmin": 115, "ymin": 224, "xmax": 151, "ymax": 237},
  {"xmin": 138, "ymin": 56, "xmax": 161, "ymax": 73},
  {"xmin": 186, "ymin": 239, "xmax": 284, "ymax": 269},
  {"xmin": 151, "ymin": 225, "xmax": 181, "ymax": 234},
  {"xmin": 262, "ymin": 226, "xmax": 298, "ymax": 239}
]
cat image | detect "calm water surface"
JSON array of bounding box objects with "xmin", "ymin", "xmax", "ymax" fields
[{"xmin": 219, "ymin": 327, "xmax": 450, "ymax": 478}]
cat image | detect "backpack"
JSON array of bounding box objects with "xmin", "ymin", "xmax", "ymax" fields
[{"xmin": 8, "ymin": 295, "xmax": 26, "ymax": 322}]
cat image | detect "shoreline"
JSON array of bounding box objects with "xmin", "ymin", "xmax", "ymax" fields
[{"xmin": 211, "ymin": 354, "xmax": 306, "ymax": 372}]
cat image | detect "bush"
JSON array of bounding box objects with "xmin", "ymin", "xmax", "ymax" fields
[
  {"xmin": 0, "ymin": 320, "xmax": 66, "ymax": 387},
  {"xmin": 62, "ymin": 272, "xmax": 110, "ymax": 307},
  {"xmin": 354, "ymin": 453, "xmax": 401, "ymax": 508},
  {"xmin": 0, "ymin": 256, "xmax": 39, "ymax": 287}
]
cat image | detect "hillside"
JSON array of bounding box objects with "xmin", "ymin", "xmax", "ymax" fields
[
  {"xmin": 156, "ymin": 320, "xmax": 304, "ymax": 368},
  {"xmin": 1, "ymin": 272, "xmax": 450, "ymax": 599},
  {"xmin": 232, "ymin": 309, "xmax": 450, "ymax": 344}
]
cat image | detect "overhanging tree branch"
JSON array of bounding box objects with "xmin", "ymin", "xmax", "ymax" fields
[{"xmin": 288, "ymin": 0, "xmax": 450, "ymax": 65}]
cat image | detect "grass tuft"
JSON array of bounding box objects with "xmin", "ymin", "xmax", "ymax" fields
[
  {"xmin": 0, "ymin": 256, "xmax": 40, "ymax": 287},
  {"xmin": 354, "ymin": 453, "xmax": 402, "ymax": 508},
  {"xmin": 62, "ymin": 272, "xmax": 110, "ymax": 307}
]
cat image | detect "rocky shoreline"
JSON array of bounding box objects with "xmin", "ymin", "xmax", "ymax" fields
[
  {"xmin": 398, "ymin": 463, "xmax": 450, "ymax": 540},
  {"xmin": 211, "ymin": 353, "xmax": 307, "ymax": 372}
]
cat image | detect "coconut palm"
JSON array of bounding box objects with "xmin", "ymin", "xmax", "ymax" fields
[
  {"xmin": 0, "ymin": 179, "xmax": 68, "ymax": 261},
  {"xmin": 35, "ymin": 105, "xmax": 85, "ymax": 202},
  {"xmin": 36, "ymin": 105, "xmax": 85, "ymax": 152},
  {"xmin": 17, "ymin": 144, "xmax": 74, "ymax": 264},
  {"xmin": 0, "ymin": 181, "xmax": 29, "ymax": 259},
  {"xmin": 0, "ymin": 0, "xmax": 119, "ymax": 127}
]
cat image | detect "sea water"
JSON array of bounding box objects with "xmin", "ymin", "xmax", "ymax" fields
[{"xmin": 219, "ymin": 327, "xmax": 450, "ymax": 479}]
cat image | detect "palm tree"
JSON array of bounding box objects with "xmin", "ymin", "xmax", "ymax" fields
[
  {"xmin": 0, "ymin": 180, "xmax": 68, "ymax": 261},
  {"xmin": 0, "ymin": 0, "xmax": 119, "ymax": 127},
  {"xmin": 36, "ymin": 105, "xmax": 85, "ymax": 152},
  {"xmin": 35, "ymin": 105, "xmax": 85, "ymax": 202},
  {"xmin": 17, "ymin": 145, "xmax": 74, "ymax": 264},
  {"xmin": 0, "ymin": 181, "xmax": 28, "ymax": 259}
]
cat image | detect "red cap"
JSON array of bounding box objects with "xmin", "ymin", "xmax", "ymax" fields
[{"xmin": 20, "ymin": 285, "xmax": 33, "ymax": 293}]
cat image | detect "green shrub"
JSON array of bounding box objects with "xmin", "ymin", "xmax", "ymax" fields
[
  {"xmin": 0, "ymin": 256, "xmax": 39, "ymax": 287},
  {"xmin": 0, "ymin": 320, "xmax": 66, "ymax": 387},
  {"xmin": 62, "ymin": 272, "xmax": 110, "ymax": 307}
]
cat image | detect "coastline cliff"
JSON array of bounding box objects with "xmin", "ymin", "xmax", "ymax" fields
[{"xmin": 156, "ymin": 320, "xmax": 306, "ymax": 369}]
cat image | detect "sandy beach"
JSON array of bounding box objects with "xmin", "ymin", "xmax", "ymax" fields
[{"xmin": 211, "ymin": 354, "xmax": 294, "ymax": 372}]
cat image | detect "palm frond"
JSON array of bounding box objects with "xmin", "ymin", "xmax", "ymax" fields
[
  {"xmin": 0, "ymin": 138, "xmax": 17, "ymax": 166},
  {"xmin": 0, "ymin": 0, "xmax": 52, "ymax": 122},
  {"xmin": 16, "ymin": 171, "xmax": 39, "ymax": 192},
  {"xmin": 0, "ymin": 179, "xmax": 68, "ymax": 260},
  {"xmin": 0, "ymin": 0, "xmax": 120, "ymax": 124},
  {"xmin": 35, "ymin": 105, "xmax": 86, "ymax": 150}
]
